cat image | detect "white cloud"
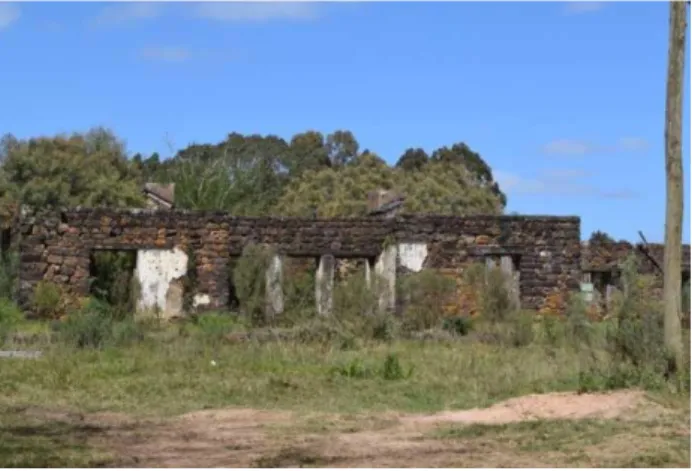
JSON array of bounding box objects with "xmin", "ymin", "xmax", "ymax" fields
[
  {"xmin": 541, "ymin": 138, "xmax": 650, "ymax": 157},
  {"xmin": 91, "ymin": 3, "xmax": 163, "ymax": 28},
  {"xmin": 541, "ymin": 139, "xmax": 595, "ymax": 156},
  {"xmin": 617, "ymin": 137, "xmax": 649, "ymax": 152},
  {"xmin": 563, "ymin": 2, "xmax": 604, "ymax": 15},
  {"xmin": 139, "ymin": 46, "xmax": 191, "ymax": 63},
  {"xmin": 496, "ymin": 170, "xmax": 637, "ymax": 199},
  {"xmin": 193, "ymin": 2, "xmax": 319, "ymax": 22},
  {"xmin": 0, "ymin": 3, "xmax": 20, "ymax": 31}
]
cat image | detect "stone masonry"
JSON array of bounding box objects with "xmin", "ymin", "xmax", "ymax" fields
[{"xmin": 18, "ymin": 209, "xmax": 583, "ymax": 316}]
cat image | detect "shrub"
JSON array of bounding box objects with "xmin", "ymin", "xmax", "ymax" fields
[
  {"xmin": 0, "ymin": 251, "xmax": 18, "ymax": 299},
  {"xmin": 381, "ymin": 353, "xmax": 413, "ymax": 381},
  {"xmin": 606, "ymin": 256, "xmax": 666, "ymax": 373},
  {"xmin": 481, "ymin": 266, "xmax": 516, "ymax": 323},
  {"xmin": 32, "ymin": 281, "xmax": 64, "ymax": 319},
  {"xmin": 233, "ymin": 244, "xmax": 275, "ymax": 327},
  {"xmin": 442, "ymin": 316, "xmax": 473, "ymax": 336},
  {"xmin": 400, "ymin": 269, "xmax": 457, "ymax": 331},
  {"xmin": 58, "ymin": 299, "xmax": 115, "ymax": 349},
  {"xmin": 57, "ymin": 298, "xmax": 144, "ymax": 349},
  {"xmin": 563, "ymin": 292, "xmax": 594, "ymax": 348},
  {"xmin": 88, "ymin": 251, "xmax": 137, "ymax": 318},
  {"xmin": 0, "ymin": 297, "xmax": 22, "ymax": 344},
  {"xmin": 333, "ymin": 271, "xmax": 378, "ymax": 321},
  {"xmin": 281, "ymin": 261, "xmax": 317, "ymax": 326}
]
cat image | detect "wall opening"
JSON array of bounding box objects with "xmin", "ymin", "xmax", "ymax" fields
[
  {"xmin": 283, "ymin": 256, "xmax": 317, "ymax": 321},
  {"xmin": 89, "ymin": 250, "xmax": 138, "ymax": 317}
]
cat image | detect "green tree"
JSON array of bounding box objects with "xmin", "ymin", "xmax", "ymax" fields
[
  {"xmin": 589, "ymin": 230, "xmax": 617, "ymax": 245},
  {"xmin": 326, "ymin": 130, "xmax": 359, "ymax": 167},
  {"xmin": 0, "ymin": 128, "xmax": 144, "ymax": 211},
  {"xmin": 396, "ymin": 147, "xmax": 429, "ymax": 172},
  {"xmin": 286, "ymin": 130, "xmax": 331, "ymax": 176},
  {"xmin": 273, "ymin": 153, "xmax": 504, "ymax": 218},
  {"xmin": 431, "ymin": 142, "xmax": 507, "ymax": 208}
]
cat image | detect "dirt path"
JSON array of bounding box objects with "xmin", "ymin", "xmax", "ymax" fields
[{"xmin": 19, "ymin": 390, "xmax": 688, "ymax": 468}]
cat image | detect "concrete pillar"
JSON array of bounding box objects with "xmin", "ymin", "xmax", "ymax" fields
[
  {"xmin": 265, "ymin": 254, "xmax": 284, "ymax": 319},
  {"xmin": 365, "ymin": 258, "xmax": 373, "ymax": 289},
  {"xmin": 374, "ymin": 245, "xmax": 397, "ymax": 313},
  {"xmin": 315, "ymin": 254, "xmax": 335, "ymax": 316}
]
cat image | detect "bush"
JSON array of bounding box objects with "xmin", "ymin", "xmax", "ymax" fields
[
  {"xmin": 57, "ymin": 298, "xmax": 143, "ymax": 349},
  {"xmin": 481, "ymin": 266, "xmax": 517, "ymax": 323},
  {"xmin": 442, "ymin": 316, "xmax": 473, "ymax": 336},
  {"xmin": 233, "ymin": 244, "xmax": 275, "ymax": 327},
  {"xmin": 32, "ymin": 281, "xmax": 65, "ymax": 319},
  {"xmin": 381, "ymin": 353, "xmax": 413, "ymax": 381},
  {"xmin": 606, "ymin": 256, "xmax": 667, "ymax": 373},
  {"xmin": 400, "ymin": 270, "xmax": 457, "ymax": 331},
  {"xmin": 88, "ymin": 251, "xmax": 137, "ymax": 319},
  {"xmin": 0, "ymin": 251, "xmax": 18, "ymax": 299},
  {"xmin": 333, "ymin": 271, "xmax": 378, "ymax": 321},
  {"xmin": 0, "ymin": 297, "xmax": 22, "ymax": 344}
]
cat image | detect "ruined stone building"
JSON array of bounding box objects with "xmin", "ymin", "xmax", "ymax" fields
[{"xmin": 14, "ymin": 187, "xmax": 691, "ymax": 319}]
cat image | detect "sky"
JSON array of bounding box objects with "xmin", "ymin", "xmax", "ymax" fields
[{"xmin": 0, "ymin": 1, "xmax": 689, "ymax": 243}]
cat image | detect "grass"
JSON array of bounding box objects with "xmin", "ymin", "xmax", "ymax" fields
[
  {"xmin": 0, "ymin": 320, "xmax": 689, "ymax": 468},
  {"xmin": 430, "ymin": 414, "xmax": 690, "ymax": 468},
  {"xmin": 0, "ymin": 407, "xmax": 115, "ymax": 467},
  {"xmin": 1, "ymin": 333, "xmax": 593, "ymax": 417}
]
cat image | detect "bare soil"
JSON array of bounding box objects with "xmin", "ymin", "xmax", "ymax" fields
[{"xmin": 16, "ymin": 390, "xmax": 689, "ymax": 468}]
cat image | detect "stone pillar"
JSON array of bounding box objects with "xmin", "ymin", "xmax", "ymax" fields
[
  {"xmin": 374, "ymin": 245, "xmax": 397, "ymax": 313},
  {"xmin": 315, "ymin": 254, "xmax": 335, "ymax": 316},
  {"xmin": 265, "ymin": 254, "xmax": 284, "ymax": 319}
]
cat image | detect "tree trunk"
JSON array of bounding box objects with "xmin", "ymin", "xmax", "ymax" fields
[{"xmin": 663, "ymin": 0, "xmax": 687, "ymax": 372}]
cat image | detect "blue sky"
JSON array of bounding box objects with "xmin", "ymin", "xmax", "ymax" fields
[{"xmin": 0, "ymin": 1, "xmax": 689, "ymax": 243}]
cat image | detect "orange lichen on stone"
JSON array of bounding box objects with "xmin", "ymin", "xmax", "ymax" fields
[{"xmin": 539, "ymin": 291, "xmax": 567, "ymax": 316}]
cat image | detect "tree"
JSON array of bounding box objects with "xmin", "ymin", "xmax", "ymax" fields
[
  {"xmin": 273, "ymin": 153, "xmax": 504, "ymax": 218},
  {"xmin": 430, "ymin": 142, "xmax": 507, "ymax": 208},
  {"xmin": 165, "ymin": 133, "xmax": 291, "ymax": 215},
  {"xmin": 0, "ymin": 128, "xmax": 144, "ymax": 211},
  {"xmin": 589, "ymin": 230, "xmax": 617, "ymax": 245},
  {"xmin": 662, "ymin": 0, "xmax": 687, "ymax": 373},
  {"xmin": 326, "ymin": 130, "xmax": 359, "ymax": 167},
  {"xmin": 396, "ymin": 148, "xmax": 429, "ymax": 172},
  {"xmin": 286, "ymin": 131, "xmax": 331, "ymax": 177}
]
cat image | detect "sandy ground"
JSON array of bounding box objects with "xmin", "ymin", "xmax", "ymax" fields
[{"xmin": 16, "ymin": 390, "xmax": 687, "ymax": 468}]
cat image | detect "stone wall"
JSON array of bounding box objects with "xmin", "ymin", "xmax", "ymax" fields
[
  {"xmin": 582, "ymin": 241, "xmax": 690, "ymax": 273},
  {"xmin": 17, "ymin": 209, "xmax": 582, "ymax": 314}
]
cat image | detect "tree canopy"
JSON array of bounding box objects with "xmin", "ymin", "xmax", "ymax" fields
[{"xmin": 0, "ymin": 126, "xmax": 508, "ymax": 220}]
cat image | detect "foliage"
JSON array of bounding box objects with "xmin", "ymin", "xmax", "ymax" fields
[
  {"xmin": 480, "ymin": 265, "xmax": 517, "ymax": 323},
  {"xmin": 400, "ymin": 270, "xmax": 457, "ymax": 331},
  {"xmin": 233, "ymin": 244, "xmax": 275, "ymax": 327},
  {"xmin": 0, "ymin": 128, "xmax": 144, "ymax": 211},
  {"xmin": 88, "ymin": 251, "xmax": 137, "ymax": 320},
  {"xmin": 589, "ymin": 230, "xmax": 617, "ymax": 245},
  {"xmin": 0, "ymin": 297, "xmax": 22, "ymax": 343},
  {"xmin": 0, "ymin": 250, "xmax": 18, "ymax": 299},
  {"xmin": 56, "ymin": 298, "xmax": 143, "ymax": 349},
  {"xmin": 441, "ymin": 316, "xmax": 474, "ymax": 336},
  {"xmin": 32, "ymin": 281, "xmax": 66, "ymax": 319}
]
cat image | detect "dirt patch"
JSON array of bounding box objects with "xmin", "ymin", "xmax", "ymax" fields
[
  {"xmin": 8, "ymin": 390, "xmax": 686, "ymax": 468},
  {"xmin": 402, "ymin": 389, "xmax": 661, "ymax": 426}
]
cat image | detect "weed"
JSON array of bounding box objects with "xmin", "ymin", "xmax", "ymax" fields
[
  {"xmin": 441, "ymin": 316, "xmax": 473, "ymax": 336},
  {"xmin": 381, "ymin": 353, "xmax": 413, "ymax": 381},
  {"xmin": 400, "ymin": 270, "xmax": 457, "ymax": 331}
]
